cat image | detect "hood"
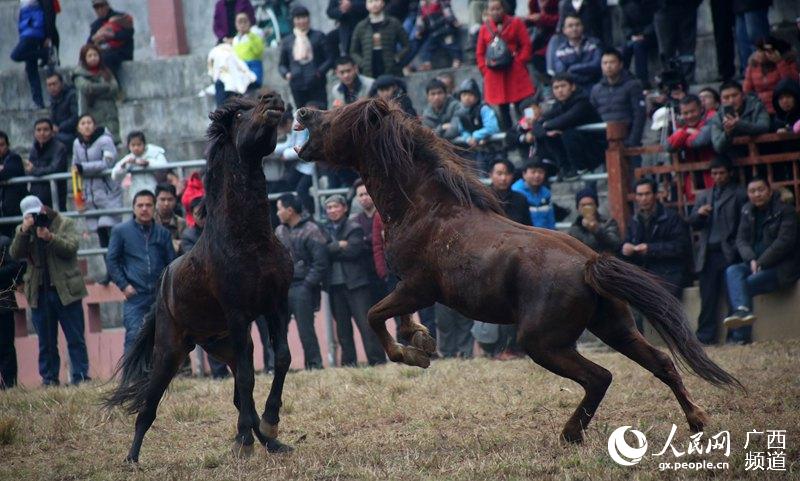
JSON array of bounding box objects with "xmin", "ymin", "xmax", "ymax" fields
[
  {"xmin": 80, "ymin": 126, "xmax": 110, "ymax": 146},
  {"xmin": 772, "ymin": 78, "xmax": 800, "ymax": 119},
  {"xmin": 455, "ymin": 78, "xmax": 482, "ymax": 103}
]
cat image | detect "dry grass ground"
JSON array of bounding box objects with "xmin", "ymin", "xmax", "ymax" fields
[{"xmin": 1, "ymin": 340, "xmax": 799, "ymax": 480}]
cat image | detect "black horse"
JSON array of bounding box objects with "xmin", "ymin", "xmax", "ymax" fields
[{"xmin": 104, "ymin": 93, "xmax": 294, "ymax": 462}]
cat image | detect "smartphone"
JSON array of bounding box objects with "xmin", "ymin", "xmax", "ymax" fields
[
  {"xmin": 580, "ymin": 204, "xmax": 597, "ymax": 220},
  {"xmin": 523, "ymin": 107, "xmax": 534, "ymax": 120},
  {"xmin": 723, "ymin": 105, "xmax": 735, "ymax": 117}
]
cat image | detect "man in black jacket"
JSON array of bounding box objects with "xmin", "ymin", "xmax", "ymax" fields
[
  {"xmin": 533, "ymin": 73, "xmax": 606, "ymax": 181},
  {"xmin": 568, "ymin": 187, "xmax": 622, "ymax": 254},
  {"xmin": 0, "ymin": 235, "xmax": 22, "ymax": 390},
  {"xmin": 590, "ymin": 48, "xmax": 646, "ymax": 147},
  {"xmin": 724, "ymin": 177, "xmax": 799, "ymax": 344},
  {"xmin": 489, "ymin": 159, "xmax": 531, "ymax": 226},
  {"xmin": 323, "ymin": 195, "xmax": 386, "ymax": 366},
  {"xmin": 25, "ymin": 119, "xmax": 68, "ymax": 210},
  {"xmin": 622, "ymin": 178, "xmax": 691, "ymax": 301},
  {"xmin": 279, "ymin": 6, "xmax": 334, "ymax": 109},
  {"xmin": 0, "ymin": 132, "xmax": 29, "ymax": 239},
  {"xmin": 275, "ymin": 194, "xmax": 329, "ymax": 369},
  {"xmin": 327, "ymin": 0, "xmax": 367, "ymax": 55},
  {"xmin": 46, "ymin": 73, "xmax": 79, "ymax": 148},
  {"xmin": 687, "ymin": 157, "xmax": 747, "ymax": 344}
]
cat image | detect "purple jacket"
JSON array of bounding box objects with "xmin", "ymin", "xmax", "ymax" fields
[{"xmin": 213, "ymin": 0, "xmax": 256, "ymax": 41}]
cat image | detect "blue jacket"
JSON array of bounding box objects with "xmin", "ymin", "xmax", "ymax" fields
[
  {"xmin": 511, "ymin": 179, "xmax": 556, "ymax": 229},
  {"xmin": 107, "ymin": 219, "xmax": 176, "ymax": 294},
  {"xmin": 455, "ymin": 105, "xmax": 500, "ymax": 142},
  {"xmin": 18, "ymin": 3, "xmax": 45, "ymax": 40},
  {"xmin": 547, "ymin": 35, "xmax": 602, "ymax": 89}
]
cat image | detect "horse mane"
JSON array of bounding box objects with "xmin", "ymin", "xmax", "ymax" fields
[
  {"xmin": 327, "ymin": 98, "xmax": 503, "ymax": 214},
  {"xmin": 205, "ymin": 96, "xmax": 260, "ymax": 160}
]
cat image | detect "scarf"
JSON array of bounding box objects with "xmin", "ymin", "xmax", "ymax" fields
[{"xmin": 292, "ymin": 28, "xmax": 313, "ymax": 65}]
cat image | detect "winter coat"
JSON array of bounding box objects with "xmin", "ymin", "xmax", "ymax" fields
[
  {"xmin": 181, "ymin": 172, "xmax": 204, "ymax": 227},
  {"xmin": 72, "ymin": 127, "xmax": 122, "ymax": 230},
  {"xmin": 743, "ymin": 54, "xmax": 799, "ymax": 114},
  {"xmin": 476, "ymin": 15, "xmax": 536, "ymax": 105},
  {"xmin": 350, "ymin": 16, "xmax": 410, "ymax": 78},
  {"xmin": 331, "ymin": 75, "xmax": 374, "ymax": 107},
  {"xmin": 111, "ymin": 144, "xmax": 168, "ymax": 205},
  {"xmin": 323, "ymin": 219, "xmax": 371, "ymax": 291},
  {"xmin": 10, "ymin": 211, "xmax": 86, "ymax": 309},
  {"xmin": 590, "ymin": 70, "xmax": 646, "ymax": 146},
  {"xmin": 0, "ymin": 151, "xmax": 28, "ymax": 219},
  {"xmin": 735, "ymin": 192, "xmax": 799, "ymax": 287},
  {"xmin": 275, "ymin": 216, "xmax": 329, "ymax": 288},
  {"xmin": 771, "ymin": 78, "xmax": 800, "ymax": 131},
  {"xmin": 527, "ymin": 0, "xmax": 559, "ymax": 57},
  {"xmin": 534, "ymin": 87, "xmax": 601, "ymax": 134},
  {"xmin": 18, "ymin": 1, "xmax": 45, "ymax": 40},
  {"xmin": 548, "ymin": 34, "xmax": 602, "ymax": 90},
  {"xmin": 423, "ymin": 96, "xmax": 459, "ymax": 139},
  {"xmin": 327, "ymin": 0, "xmax": 368, "ymax": 30},
  {"xmin": 623, "ymin": 203, "xmax": 692, "ymax": 290},
  {"xmin": 0, "ymin": 235, "xmax": 22, "ymax": 309},
  {"xmin": 495, "ymin": 187, "xmax": 532, "ymax": 226},
  {"xmin": 710, "ymin": 93, "xmax": 771, "ymax": 154},
  {"xmin": 568, "ymin": 214, "xmax": 622, "ymax": 253},
  {"xmin": 72, "ymin": 66, "xmax": 120, "ymax": 142},
  {"xmin": 619, "ymin": 0, "xmax": 658, "ymax": 40},
  {"xmin": 28, "ymin": 137, "xmax": 68, "ymax": 208},
  {"xmin": 213, "ymin": 0, "xmax": 256, "ymax": 41},
  {"xmin": 179, "ymin": 225, "xmax": 202, "ymax": 254},
  {"xmin": 106, "ymin": 219, "xmax": 176, "ymax": 294},
  {"xmin": 511, "ymin": 179, "xmax": 555, "ymax": 229},
  {"xmin": 88, "ymin": 9, "xmax": 134, "ymax": 61},
  {"xmin": 557, "ymin": 0, "xmax": 609, "ymax": 46},
  {"xmin": 663, "ymin": 110, "xmax": 716, "ymax": 203},
  {"xmin": 279, "ymin": 30, "xmax": 333, "ymax": 92},
  {"xmin": 688, "ymin": 182, "xmax": 747, "ymax": 272},
  {"xmin": 50, "ymin": 85, "xmax": 79, "ymax": 144},
  {"xmin": 233, "ymin": 31, "xmax": 265, "ymax": 84}
]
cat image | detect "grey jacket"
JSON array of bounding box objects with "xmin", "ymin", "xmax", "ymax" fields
[
  {"xmin": 710, "ymin": 94, "xmax": 770, "ymax": 154},
  {"xmin": 568, "ymin": 215, "xmax": 622, "ymax": 254},
  {"xmin": 735, "ymin": 192, "xmax": 799, "ymax": 287},
  {"xmin": 323, "ymin": 219, "xmax": 371, "ymax": 290},
  {"xmin": 422, "ymin": 96, "xmax": 460, "ymax": 139},
  {"xmin": 275, "ymin": 216, "xmax": 329, "ymax": 288},
  {"xmin": 590, "ymin": 71, "xmax": 646, "ymax": 146},
  {"xmin": 688, "ymin": 182, "xmax": 747, "ymax": 272},
  {"xmin": 72, "ymin": 127, "xmax": 122, "ymax": 230},
  {"xmin": 330, "ymin": 75, "xmax": 374, "ymax": 107}
]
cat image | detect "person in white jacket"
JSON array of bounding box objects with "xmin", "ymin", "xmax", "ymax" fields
[{"xmin": 112, "ymin": 131, "xmax": 168, "ymax": 206}]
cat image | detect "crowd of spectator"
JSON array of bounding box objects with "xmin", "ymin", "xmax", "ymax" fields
[{"xmin": 2, "ymin": 0, "xmax": 800, "ymax": 388}]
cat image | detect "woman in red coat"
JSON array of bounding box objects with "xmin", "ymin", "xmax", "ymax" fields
[
  {"xmin": 743, "ymin": 37, "xmax": 799, "ymax": 115},
  {"xmin": 476, "ymin": 0, "xmax": 536, "ymax": 129}
]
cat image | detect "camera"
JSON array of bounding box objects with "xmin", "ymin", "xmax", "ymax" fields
[{"xmin": 32, "ymin": 213, "xmax": 50, "ymax": 228}]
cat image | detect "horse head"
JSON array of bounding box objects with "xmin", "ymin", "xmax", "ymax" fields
[{"xmin": 207, "ymin": 91, "xmax": 285, "ymax": 163}]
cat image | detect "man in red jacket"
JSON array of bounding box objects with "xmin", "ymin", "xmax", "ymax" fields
[{"xmin": 663, "ymin": 94, "xmax": 715, "ymax": 202}]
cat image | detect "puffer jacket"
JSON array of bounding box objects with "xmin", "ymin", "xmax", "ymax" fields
[
  {"xmin": 106, "ymin": 218, "xmax": 176, "ymax": 294},
  {"xmin": 743, "ymin": 53, "xmax": 799, "ymax": 114},
  {"xmin": 72, "ymin": 127, "xmax": 122, "ymax": 230},
  {"xmin": 275, "ymin": 216, "xmax": 329, "ymax": 288},
  {"xmin": 590, "ymin": 70, "xmax": 646, "ymax": 146},
  {"xmin": 72, "ymin": 66, "xmax": 120, "ymax": 142},
  {"xmin": 350, "ymin": 16, "xmax": 409, "ymax": 78},
  {"xmin": 18, "ymin": 1, "xmax": 45, "ymax": 40},
  {"xmin": 568, "ymin": 215, "xmax": 622, "ymax": 254}
]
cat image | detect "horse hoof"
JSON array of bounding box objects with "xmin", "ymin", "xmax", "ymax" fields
[
  {"xmin": 411, "ymin": 331, "xmax": 437, "ymax": 355},
  {"xmin": 259, "ymin": 419, "xmax": 279, "ymax": 439},
  {"xmin": 231, "ymin": 440, "xmax": 255, "ymax": 458},
  {"xmin": 266, "ymin": 437, "xmax": 294, "ymax": 454},
  {"xmin": 560, "ymin": 430, "xmax": 584, "ymax": 445},
  {"xmin": 402, "ymin": 346, "xmax": 431, "ymax": 368},
  {"xmin": 688, "ymin": 408, "xmax": 710, "ymax": 433}
]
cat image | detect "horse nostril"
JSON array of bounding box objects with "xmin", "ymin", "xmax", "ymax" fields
[{"xmin": 298, "ymin": 108, "xmax": 308, "ymax": 119}]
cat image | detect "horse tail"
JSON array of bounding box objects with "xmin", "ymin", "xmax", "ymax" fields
[
  {"xmin": 584, "ymin": 254, "xmax": 744, "ymax": 391},
  {"xmin": 103, "ymin": 304, "xmax": 157, "ymax": 414}
]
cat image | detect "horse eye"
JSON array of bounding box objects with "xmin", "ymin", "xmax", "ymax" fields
[{"xmin": 236, "ymin": 112, "xmax": 243, "ymax": 119}]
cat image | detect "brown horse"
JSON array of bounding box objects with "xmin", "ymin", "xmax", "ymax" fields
[
  {"xmin": 294, "ymin": 98, "xmax": 743, "ymax": 443},
  {"xmin": 104, "ymin": 93, "xmax": 295, "ymax": 462}
]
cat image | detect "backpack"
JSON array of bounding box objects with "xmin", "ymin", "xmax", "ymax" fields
[{"xmin": 484, "ymin": 20, "xmax": 512, "ymax": 70}]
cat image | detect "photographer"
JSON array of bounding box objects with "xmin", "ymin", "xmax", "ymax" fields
[{"xmin": 10, "ymin": 196, "xmax": 90, "ymax": 386}]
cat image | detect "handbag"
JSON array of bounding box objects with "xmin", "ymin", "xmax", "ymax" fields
[{"xmin": 484, "ymin": 21, "xmax": 513, "ymax": 70}]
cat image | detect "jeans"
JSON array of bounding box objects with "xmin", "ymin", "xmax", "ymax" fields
[
  {"xmin": 622, "ymin": 35, "xmax": 655, "ymax": 87},
  {"xmin": 30, "ymin": 290, "xmax": 89, "ymax": 385},
  {"xmin": 695, "ymin": 249, "xmax": 729, "ymax": 344},
  {"xmin": 735, "ymin": 9, "xmax": 770, "ymax": 77},
  {"xmin": 288, "ymin": 283, "xmax": 323, "ymax": 369},
  {"xmin": 435, "ymin": 303, "xmax": 474, "ymax": 358},
  {"xmin": 10, "ymin": 36, "xmax": 46, "ymax": 108},
  {"xmin": 0, "ymin": 310, "xmax": 17, "ymax": 389},
  {"xmin": 725, "ymin": 262, "xmax": 780, "ymax": 342},
  {"xmin": 123, "ymin": 291, "xmax": 155, "ymax": 354},
  {"xmin": 329, "ymin": 284, "xmax": 386, "ymax": 366}
]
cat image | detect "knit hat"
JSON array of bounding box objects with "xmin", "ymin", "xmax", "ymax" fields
[
  {"xmin": 20, "ymin": 195, "xmax": 44, "ymax": 217},
  {"xmin": 574, "ymin": 187, "xmax": 599, "ymax": 208}
]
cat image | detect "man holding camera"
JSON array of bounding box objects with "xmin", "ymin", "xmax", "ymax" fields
[{"xmin": 10, "ymin": 195, "xmax": 90, "ymax": 386}]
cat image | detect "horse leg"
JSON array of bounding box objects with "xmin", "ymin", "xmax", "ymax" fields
[
  {"xmin": 395, "ymin": 314, "xmax": 437, "ymax": 354},
  {"xmin": 589, "ymin": 300, "xmax": 710, "ymax": 433},
  {"xmin": 125, "ymin": 340, "xmax": 187, "ymax": 463},
  {"xmin": 367, "ymin": 282, "xmax": 436, "ymax": 367},
  {"xmin": 201, "ymin": 336, "xmax": 241, "ymax": 411},
  {"xmin": 258, "ymin": 308, "xmax": 293, "ymax": 453},
  {"xmin": 227, "ymin": 314, "xmax": 262, "ymax": 457}
]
